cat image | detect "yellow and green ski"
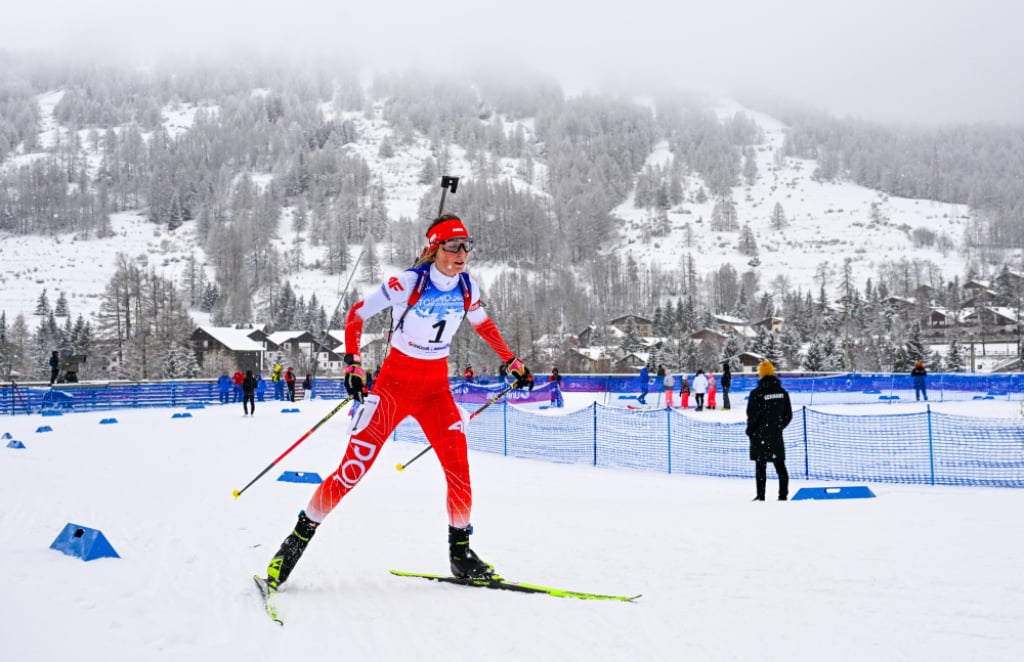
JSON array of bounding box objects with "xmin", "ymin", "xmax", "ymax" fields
[
  {"xmin": 253, "ymin": 575, "xmax": 284, "ymax": 625},
  {"xmin": 390, "ymin": 569, "xmax": 641, "ymax": 602}
]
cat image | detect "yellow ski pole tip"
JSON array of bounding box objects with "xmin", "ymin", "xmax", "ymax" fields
[
  {"xmin": 395, "ymin": 463, "xmax": 404, "ymax": 472},
  {"xmin": 232, "ymin": 489, "xmax": 240, "ymax": 499}
]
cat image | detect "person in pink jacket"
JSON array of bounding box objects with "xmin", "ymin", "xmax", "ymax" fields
[{"xmin": 707, "ymin": 372, "xmax": 717, "ymax": 410}]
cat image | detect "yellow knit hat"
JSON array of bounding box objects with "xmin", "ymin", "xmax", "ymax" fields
[{"xmin": 758, "ymin": 360, "xmax": 775, "ymax": 378}]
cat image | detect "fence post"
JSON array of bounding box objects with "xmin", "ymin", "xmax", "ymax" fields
[
  {"xmin": 666, "ymin": 407, "xmax": 672, "ymax": 475},
  {"xmin": 502, "ymin": 399, "xmax": 508, "ymax": 457},
  {"xmin": 592, "ymin": 402, "xmax": 598, "ymax": 467},
  {"xmin": 802, "ymin": 406, "xmax": 809, "ymax": 479},
  {"xmin": 927, "ymin": 404, "xmax": 935, "ymax": 485}
]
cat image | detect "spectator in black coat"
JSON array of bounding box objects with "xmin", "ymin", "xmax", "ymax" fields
[
  {"xmin": 746, "ymin": 360, "xmax": 793, "ymax": 501},
  {"xmin": 242, "ymin": 370, "xmax": 257, "ymax": 416},
  {"xmin": 720, "ymin": 362, "xmax": 732, "ymax": 410},
  {"xmin": 911, "ymin": 361, "xmax": 928, "ymax": 401},
  {"xmin": 49, "ymin": 351, "xmax": 60, "ymax": 385}
]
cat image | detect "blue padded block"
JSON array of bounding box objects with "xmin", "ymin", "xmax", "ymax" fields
[
  {"xmin": 281, "ymin": 408, "xmax": 300, "ymax": 413},
  {"xmin": 49, "ymin": 523, "xmax": 120, "ymax": 561},
  {"xmin": 41, "ymin": 410, "xmax": 63, "ymax": 417},
  {"xmin": 278, "ymin": 471, "xmax": 323, "ymax": 484},
  {"xmin": 792, "ymin": 486, "xmax": 876, "ymax": 501},
  {"xmin": 2, "ymin": 432, "xmax": 11, "ymax": 439},
  {"xmin": 7, "ymin": 440, "xmax": 25, "ymax": 449},
  {"xmin": 36, "ymin": 425, "xmax": 53, "ymax": 433},
  {"xmin": 878, "ymin": 395, "xmax": 900, "ymax": 401},
  {"xmin": 862, "ymin": 389, "xmax": 881, "ymax": 394},
  {"xmin": 172, "ymin": 412, "xmax": 192, "ymax": 418},
  {"xmin": 99, "ymin": 418, "xmax": 118, "ymax": 425},
  {"xmin": 186, "ymin": 404, "xmax": 205, "ymax": 410},
  {"xmin": 972, "ymin": 395, "xmax": 994, "ymax": 400}
]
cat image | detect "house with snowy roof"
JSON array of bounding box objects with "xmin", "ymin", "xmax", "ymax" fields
[{"xmin": 190, "ymin": 326, "xmax": 266, "ymax": 372}]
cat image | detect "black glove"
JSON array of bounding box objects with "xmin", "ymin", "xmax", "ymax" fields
[
  {"xmin": 505, "ymin": 357, "xmax": 533, "ymax": 390},
  {"xmin": 343, "ymin": 353, "xmax": 365, "ymax": 402}
]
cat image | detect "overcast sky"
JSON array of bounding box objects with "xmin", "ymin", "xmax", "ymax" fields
[{"xmin": 3, "ymin": 0, "xmax": 1022, "ymax": 125}]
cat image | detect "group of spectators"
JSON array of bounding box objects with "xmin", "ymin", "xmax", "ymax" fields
[
  {"xmin": 646, "ymin": 360, "xmax": 793, "ymax": 501},
  {"xmin": 216, "ymin": 363, "xmax": 311, "ymax": 415},
  {"xmin": 642, "ymin": 363, "xmax": 734, "ymax": 411}
]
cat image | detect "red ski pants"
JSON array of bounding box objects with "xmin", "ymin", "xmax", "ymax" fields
[{"xmin": 305, "ymin": 349, "xmax": 473, "ymax": 528}]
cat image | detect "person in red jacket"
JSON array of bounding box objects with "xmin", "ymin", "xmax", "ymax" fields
[
  {"xmin": 232, "ymin": 370, "xmax": 244, "ymax": 403},
  {"xmin": 463, "ymin": 365, "xmax": 475, "ymax": 382},
  {"xmin": 260, "ymin": 213, "xmax": 531, "ymax": 592},
  {"xmin": 284, "ymin": 366, "xmax": 296, "ymax": 402}
]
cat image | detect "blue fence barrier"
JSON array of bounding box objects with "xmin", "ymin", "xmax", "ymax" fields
[
  {"xmin": 3, "ymin": 372, "xmax": 1022, "ymax": 415},
  {"xmin": 3, "ymin": 375, "xmax": 1022, "ymax": 488},
  {"xmin": 392, "ymin": 402, "xmax": 1024, "ymax": 488}
]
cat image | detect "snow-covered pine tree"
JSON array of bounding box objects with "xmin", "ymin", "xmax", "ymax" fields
[
  {"xmin": 160, "ymin": 342, "xmax": 201, "ymax": 379},
  {"xmin": 944, "ymin": 337, "xmax": 965, "ymax": 372},
  {"xmin": 770, "ymin": 201, "xmax": 787, "ymax": 230},
  {"xmin": 803, "ymin": 333, "xmax": 843, "ymax": 371},
  {"xmin": 904, "ymin": 323, "xmax": 929, "ymax": 366},
  {"xmin": 34, "ymin": 289, "xmax": 50, "ymax": 316},
  {"xmin": 54, "ymin": 291, "xmax": 70, "ymax": 317},
  {"xmin": 620, "ymin": 317, "xmax": 644, "ymax": 354}
]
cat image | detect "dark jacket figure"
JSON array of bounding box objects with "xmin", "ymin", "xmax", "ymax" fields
[
  {"xmin": 49, "ymin": 351, "xmax": 60, "ymax": 385},
  {"xmin": 746, "ymin": 360, "xmax": 793, "ymax": 501},
  {"xmin": 720, "ymin": 362, "xmax": 732, "ymax": 410},
  {"xmin": 911, "ymin": 362, "xmax": 928, "ymax": 401},
  {"xmin": 242, "ymin": 370, "xmax": 257, "ymax": 415}
]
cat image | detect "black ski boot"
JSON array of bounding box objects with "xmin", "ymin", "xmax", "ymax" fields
[
  {"xmin": 266, "ymin": 511, "xmax": 320, "ymax": 590},
  {"xmin": 449, "ymin": 525, "xmax": 495, "ymax": 579}
]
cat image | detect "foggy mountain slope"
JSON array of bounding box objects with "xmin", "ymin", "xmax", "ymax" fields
[
  {"xmin": 612, "ymin": 100, "xmax": 970, "ymax": 301},
  {"xmin": 0, "ymin": 71, "xmax": 987, "ymax": 332}
]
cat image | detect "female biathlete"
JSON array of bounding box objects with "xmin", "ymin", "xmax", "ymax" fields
[{"xmin": 262, "ymin": 214, "xmax": 532, "ymax": 589}]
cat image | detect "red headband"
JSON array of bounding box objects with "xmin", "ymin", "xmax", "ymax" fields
[{"xmin": 426, "ymin": 218, "xmax": 468, "ymax": 245}]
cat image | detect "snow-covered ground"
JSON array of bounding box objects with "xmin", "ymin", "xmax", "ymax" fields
[{"xmin": 2, "ymin": 393, "xmax": 1022, "ymax": 661}]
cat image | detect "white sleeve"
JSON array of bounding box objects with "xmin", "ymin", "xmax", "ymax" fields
[{"xmin": 357, "ymin": 271, "xmax": 418, "ymax": 321}]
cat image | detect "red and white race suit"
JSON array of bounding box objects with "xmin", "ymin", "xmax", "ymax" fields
[{"xmin": 305, "ymin": 264, "xmax": 514, "ymax": 528}]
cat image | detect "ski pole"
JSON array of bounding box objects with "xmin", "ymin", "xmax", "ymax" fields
[
  {"xmin": 396, "ymin": 384, "xmax": 515, "ymax": 472},
  {"xmin": 232, "ymin": 396, "xmax": 353, "ymax": 499}
]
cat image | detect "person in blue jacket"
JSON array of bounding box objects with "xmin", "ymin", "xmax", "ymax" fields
[
  {"xmin": 216, "ymin": 372, "xmax": 232, "ymax": 404},
  {"xmin": 638, "ymin": 365, "xmax": 650, "ymax": 405},
  {"xmin": 255, "ymin": 373, "xmax": 267, "ymax": 401}
]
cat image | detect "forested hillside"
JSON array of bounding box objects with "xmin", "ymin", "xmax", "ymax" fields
[{"xmin": 1, "ymin": 53, "xmax": 1022, "ymax": 380}]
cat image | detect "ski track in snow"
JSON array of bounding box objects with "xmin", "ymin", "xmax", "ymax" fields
[{"xmin": 2, "ymin": 394, "xmax": 1023, "ymax": 661}]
